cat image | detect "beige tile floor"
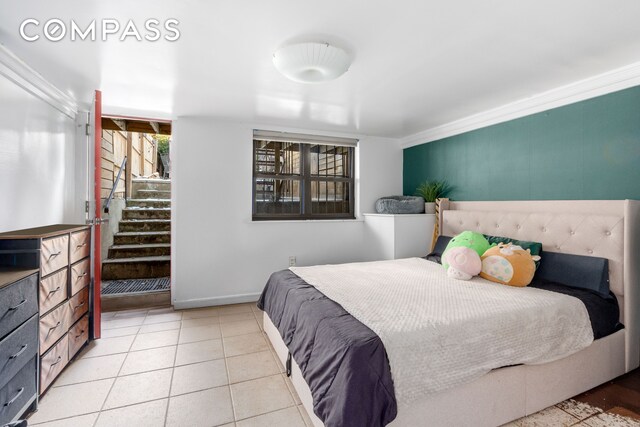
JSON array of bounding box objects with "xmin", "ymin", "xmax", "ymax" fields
[
  {"xmin": 29, "ymin": 303, "xmax": 311, "ymax": 427},
  {"xmin": 27, "ymin": 303, "xmax": 639, "ymax": 427}
]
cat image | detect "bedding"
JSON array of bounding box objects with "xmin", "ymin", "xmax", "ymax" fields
[
  {"xmin": 258, "ymin": 257, "xmax": 621, "ymax": 427},
  {"xmin": 528, "ymin": 278, "xmax": 621, "ymax": 339},
  {"xmin": 258, "ymin": 270, "xmax": 397, "ymax": 427},
  {"xmin": 425, "ymin": 235, "xmax": 451, "ymax": 263},
  {"xmin": 534, "ymin": 251, "xmax": 610, "ymax": 298},
  {"xmin": 290, "ymin": 258, "xmax": 594, "ymax": 404}
]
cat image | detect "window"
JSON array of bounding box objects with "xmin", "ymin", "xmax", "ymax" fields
[{"xmin": 253, "ymin": 130, "xmax": 357, "ymax": 220}]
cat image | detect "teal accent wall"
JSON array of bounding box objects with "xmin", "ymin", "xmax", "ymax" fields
[{"xmin": 403, "ymin": 86, "xmax": 640, "ymax": 201}]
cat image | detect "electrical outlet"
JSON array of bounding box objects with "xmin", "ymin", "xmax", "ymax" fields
[{"xmin": 289, "ymin": 256, "xmax": 296, "ymax": 267}]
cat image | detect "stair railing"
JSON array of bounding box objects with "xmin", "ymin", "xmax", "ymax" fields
[{"xmin": 104, "ymin": 156, "xmax": 127, "ymax": 214}]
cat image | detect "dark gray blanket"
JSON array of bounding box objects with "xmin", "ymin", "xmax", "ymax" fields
[{"xmin": 257, "ymin": 269, "xmax": 397, "ymax": 427}]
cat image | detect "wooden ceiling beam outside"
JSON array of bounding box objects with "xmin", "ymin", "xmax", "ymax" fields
[
  {"xmin": 101, "ymin": 117, "xmax": 122, "ymax": 132},
  {"xmin": 101, "ymin": 116, "xmax": 172, "ymax": 135},
  {"xmin": 111, "ymin": 118, "xmax": 127, "ymax": 132}
]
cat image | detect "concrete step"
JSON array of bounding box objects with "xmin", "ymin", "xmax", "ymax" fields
[
  {"xmin": 108, "ymin": 243, "xmax": 171, "ymax": 259},
  {"xmin": 119, "ymin": 219, "xmax": 171, "ymax": 232},
  {"xmin": 122, "ymin": 208, "xmax": 171, "ymax": 220},
  {"xmin": 136, "ymin": 189, "xmax": 171, "ymax": 200},
  {"xmin": 114, "ymin": 231, "xmax": 171, "ymax": 245},
  {"xmin": 102, "ymin": 292, "xmax": 171, "ymax": 312},
  {"xmin": 127, "ymin": 199, "xmax": 171, "ymax": 209},
  {"xmin": 132, "ymin": 179, "xmax": 171, "ymax": 192},
  {"xmin": 102, "ymin": 256, "xmax": 171, "ymax": 280}
]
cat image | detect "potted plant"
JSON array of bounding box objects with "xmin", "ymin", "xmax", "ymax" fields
[{"xmin": 415, "ymin": 180, "xmax": 451, "ymax": 214}]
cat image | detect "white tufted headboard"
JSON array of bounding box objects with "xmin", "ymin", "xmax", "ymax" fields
[{"xmin": 439, "ymin": 199, "xmax": 640, "ymax": 372}]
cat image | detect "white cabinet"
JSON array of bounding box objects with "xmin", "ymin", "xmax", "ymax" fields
[{"xmin": 364, "ymin": 214, "xmax": 435, "ymax": 260}]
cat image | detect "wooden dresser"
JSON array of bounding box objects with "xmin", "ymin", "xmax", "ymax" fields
[
  {"xmin": 0, "ymin": 268, "xmax": 39, "ymax": 425},
  {"xmin": 0, "ymin": 225, "xmax": 92, "ymax": 395}
]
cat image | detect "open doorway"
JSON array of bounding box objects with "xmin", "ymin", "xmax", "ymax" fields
[{"xmin": 98, "ymin": 116, "xmax": 172, "ymax": 311}]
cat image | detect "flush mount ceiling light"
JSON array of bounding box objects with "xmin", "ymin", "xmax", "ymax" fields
[{"xmin": 273, "ymin": 42, "xmax": 351, "ymax": 84}]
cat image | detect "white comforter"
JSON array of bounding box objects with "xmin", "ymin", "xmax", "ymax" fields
[{"xmin": 290, "ymin": 258, "xmax": 594, "ymax": 405}]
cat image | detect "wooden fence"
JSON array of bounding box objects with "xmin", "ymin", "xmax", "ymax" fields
[{"xmin": 101, "ymin": 130, "xmax": 158, "ymax": 199}]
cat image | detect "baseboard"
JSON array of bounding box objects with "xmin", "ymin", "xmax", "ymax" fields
[{"xmin": 173, "ymin": 292, "xmax": 261, "ymax": 310}]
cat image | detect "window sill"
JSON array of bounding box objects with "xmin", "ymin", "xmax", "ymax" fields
[
  {"xmin": 362, "ymin": 213, "xmax": 435, "ymax": 217},
  {"xmin": 250, "ymin": 218, "xmax": 365, "ymax": 224}
]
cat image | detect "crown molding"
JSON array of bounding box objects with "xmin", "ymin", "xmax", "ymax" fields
[
  {"xmin": 401, "ymin": 61, "xmax": 640, "ymax": 149},
  {"xmin": 0, "ymin": 43, "xmax": 77, "ymax": 119}
]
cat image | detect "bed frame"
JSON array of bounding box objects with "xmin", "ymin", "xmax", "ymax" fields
[{"xmin": 264, "ymin": 199, "xmax": 640, "ymax": 427}]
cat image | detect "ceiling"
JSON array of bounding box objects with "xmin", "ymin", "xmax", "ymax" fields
[{"xmin": 1, "ymin": 0, "xmax": 640, "ymax": 138}]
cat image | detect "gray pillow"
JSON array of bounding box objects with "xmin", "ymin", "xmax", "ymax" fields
[
  {"xmin": 534, "ymin": 251, "xmax": 610, "ymax": 298},
  {"xmin": 425, "ymin": 235, "xmax": 452, "ymax": 264}
]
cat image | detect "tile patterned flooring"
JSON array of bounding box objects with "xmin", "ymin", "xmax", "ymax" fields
[{"xmin": 27, "ymin": 303, "xmax": 639, "ymax": 427}]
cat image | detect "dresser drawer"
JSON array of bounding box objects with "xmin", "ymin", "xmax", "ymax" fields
[
  {"xmin": 70, "ymin": 230, "xmax": 90, "ymax": 264},
  {"xmin": 0, "ymin": 273, "xmax": 38, "ymax": 341},
  {"xmin": 68, "ymin": 287, "xmax": 90, "ymax": 325},
  {"xmin": 0, "ymin": 315, "xmax": 38, "ymax": 391},
  {"xmin": 39, "ymin": 303, "xmax": 69, "ymax": 354},
  {"xmin": 39, "ymin": 268, "xmax": 68, "ymax": 314},
  {"xmin": 0, "ymin": 356, "xmax": 37, "ymax": 425},
  {"xmin": 70, "ymin": 259, "xmax": 90, "ymax": 296},
  {"xmin": 40, "ymin": 335, "xmax": 69, "ymax": 393},
  {"xmin": 40, "ymin": 235, "xmax": 69, "ymax": 277},
  {"xmin": 68, "ymin": 315, "xmax": 89, "ymax": 359}
]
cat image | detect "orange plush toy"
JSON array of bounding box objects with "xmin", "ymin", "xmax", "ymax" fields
[{"xmin": 480, "ymin": 243, "xmax": 541, "ymax": 287}]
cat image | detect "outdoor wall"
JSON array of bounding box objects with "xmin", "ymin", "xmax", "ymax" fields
[
  {"xmin": 101, "ymin": 130, "xmax": 158, "ymax": 199},
  {"xmin": 101, "ymin": 130, "xmax": 127, "ymax": 199},
  {"xmin": 131, "ymin": 132, "xmax": 156, "ymax": 178},
  {"xmin": 171, "ymin": 118, "xmax": 402, "ymax": 308},
  {"xmin": 403, "ymin": 85, "xmax": 640, "ymax": 201},
  {"xmin": 0, "ymin": 65, "xmax": 80, "ymax": 232}
]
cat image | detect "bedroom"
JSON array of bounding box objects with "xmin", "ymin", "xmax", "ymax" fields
[{"xmin": 0, "ymin": 1, "xmax": 639, "ymax": 426}]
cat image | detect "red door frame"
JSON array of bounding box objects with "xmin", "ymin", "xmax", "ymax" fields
[{"xmin": 93, "ymin": 90, "xmax": 102, "ymax": 339}]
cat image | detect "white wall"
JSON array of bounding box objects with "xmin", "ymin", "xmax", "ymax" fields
[
  {"xmin": 0, "ymin": 63, "xmax": 82, "ymax": 232},
  {"xmin": 171, "ymin": 118, "xmax": 402, "ymax": 308}
]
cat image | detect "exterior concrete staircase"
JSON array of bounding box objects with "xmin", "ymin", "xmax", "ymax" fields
[{"xmin": 102, "ymin": 179, "xmax": 171, "ymax": 281}]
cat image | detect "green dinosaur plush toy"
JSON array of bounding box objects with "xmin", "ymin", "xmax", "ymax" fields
[{"xmin": 442, "ymin": 231, "xmax": 494, "ymax": 270}]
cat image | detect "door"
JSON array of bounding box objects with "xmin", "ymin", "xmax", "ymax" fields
[{"xmin": 91, "ymin": 90, "xmax": 102, "ymax": 339}]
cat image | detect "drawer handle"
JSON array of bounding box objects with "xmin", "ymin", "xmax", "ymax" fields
[
  {"xmin": 50, "ymin": 355, "xmax": 63, "ymax": 366},
  {"xmin": 46, "ymin": 321, "xmax": 61, "ymax": 338},
  {"xmin": 9, "ymin": 344, "xmax": 28, "ymax": 360},
  {"xmin": 76, "ymin": 272, "xmax": 87, "ymax": 280},
  {"xmin": 8, "ymin": 299, "xmax": 27, "ymax": 311},
  {"xmin": 73, "ymin": 301, "xmax": 86, "ymax": 311},
  {"xmin": 48, "ymin": 251, "xmax": 62, "ymax": 259},
  {"xmin": 49, "ymin": 286, "xmax": 61, "ymax": 295},
  {"xmin": 75, "ymin": 329, "xmax": 86, "ymax": 338},
  {"xmin": 4, "ymin": 387, "xmax": 24, "ymax": 407},
  {"xmin": 76, "ymin": 242, "xmax": 87, "ymax": 248}
]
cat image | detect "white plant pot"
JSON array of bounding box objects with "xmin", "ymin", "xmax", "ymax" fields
[{"xmin": 425, "ymin": 202, "xmax": 436, "ymax": 214}]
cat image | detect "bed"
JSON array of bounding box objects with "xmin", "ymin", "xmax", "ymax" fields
[{"xmin": 260, "ymin": 199, "xmax": 640, "ymax": 427}]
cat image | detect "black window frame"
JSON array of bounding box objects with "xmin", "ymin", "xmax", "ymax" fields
[{"xmin": 252, "ymin": 134, "xmax": 356, "ymax": 221}]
